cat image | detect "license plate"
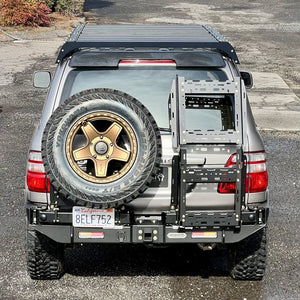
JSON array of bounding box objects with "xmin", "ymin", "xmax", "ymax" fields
[{"xmin": 72, "ymin": 207, "xmax": 115, "ymax": 228}]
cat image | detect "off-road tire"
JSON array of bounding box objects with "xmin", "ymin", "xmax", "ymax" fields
[
  {"xmin": 228, "ymin": 227, "xmax": 267, "ymax": 280},
  {"xmin": 27, "ymin": 229, "xmax": 65, "ymax": 280},
  {"xmin": 42, "ymin": 88, "xmax": 161, "ymax": 208}
]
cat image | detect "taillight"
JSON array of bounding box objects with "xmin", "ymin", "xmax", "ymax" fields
[
  {"xmin": 218, "ymin": 151, "xmax": 268, "ymax": 194},
  {"xmin": 26, "ymin": 151, "xmax": 50, "ymax": 193},
  {"xmin": 118, "ymin": 60, "xmax": 176, "ymax": 66}
]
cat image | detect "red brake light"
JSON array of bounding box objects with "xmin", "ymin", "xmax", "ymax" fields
[
  {"xmin": 247, "ymin": 171, "xmax": 268, "ymax": 193},
  {"xmin": 119, "ymin": 60, "xmax": 176, "ymax": 66},
  {"xmin": 218, "ymin": 181, "xmax": 236, "ymax": 194},
  {"xmin": 218, "ymin": 151, "xmax": 268, "ymax": 194},
  {"xmin": 27, "ymin": 171, "xmax": 50, "ymax": 193},
  {"xmin": 26, "ymin": 151, "xmax": 50, "ymax": 193}
]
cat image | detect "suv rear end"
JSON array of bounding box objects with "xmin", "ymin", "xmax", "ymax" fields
[{"xmin": 25, "ymin": 25, "xmax": 269, "ymax": 280}]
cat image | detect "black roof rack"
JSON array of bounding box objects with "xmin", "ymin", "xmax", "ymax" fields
[{"xmin": 56, "ymin": 24, "xmax": 239, "ymax": 64}]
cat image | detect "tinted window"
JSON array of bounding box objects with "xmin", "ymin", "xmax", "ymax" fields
[
  {"xmin": 185, "ymin": 95, "xmax": 234, "ymax": 131},
  {"xmin": 62, "ymin": 67, "xmax": 228, "ymax": 129}
]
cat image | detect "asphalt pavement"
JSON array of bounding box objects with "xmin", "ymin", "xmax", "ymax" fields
[{"xmin": 0, "ymin": 0, "xmax": 299, "ymax": 299}]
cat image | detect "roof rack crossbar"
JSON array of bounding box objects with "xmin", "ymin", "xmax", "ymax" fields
[{"xmin": 56, "ymin": 25, "xmax": 239, "ymax": 64}]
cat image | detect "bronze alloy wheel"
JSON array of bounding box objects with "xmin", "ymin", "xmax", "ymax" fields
[{"xmin": 66, "ymin": 112, "xmax": 137, "ymax": 183}]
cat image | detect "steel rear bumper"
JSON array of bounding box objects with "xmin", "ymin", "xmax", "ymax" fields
[{"xmin": 27, "ymin": 207, "xmax": 268, "ymax": 245}]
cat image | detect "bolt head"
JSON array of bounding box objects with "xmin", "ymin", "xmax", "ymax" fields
[
  {"xmin": 249, "ymin": 214, "xmax": 255, "ymax": 221},
  {"xmin": 40, "ymin": 214, "xmax": 47, "ymax": 221}
]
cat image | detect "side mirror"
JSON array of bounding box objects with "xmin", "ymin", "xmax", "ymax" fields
[
  {"xmin": 240, "ymin": 71, "xmax": 253, "ymax": 89},
  {"xmin": 33, "ymin": 71, "xmax": 51, "ymax": 88}
]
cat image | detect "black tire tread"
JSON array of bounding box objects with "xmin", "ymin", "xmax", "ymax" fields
[
  {"xmin": 27, "ymin": 229, "xmax": 64, "ymax": 280},
  {"xmin": 228, "ymin": 227, "xmax": 267, "ymax": 280}
]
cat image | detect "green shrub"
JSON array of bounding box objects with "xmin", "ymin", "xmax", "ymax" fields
[
  {"xmin": 55, "ymin": 0, "xmax": 84, "ymax": 16},
  {"xmin": 0, "ymin": 0, "xmax": 51, "ymax": 26},
  {"xmin": 46, "ymin": 0, "xmax": 57, "ymax": 11}
]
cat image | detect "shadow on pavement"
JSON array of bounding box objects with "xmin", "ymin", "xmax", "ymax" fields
[
  {"xmin": 84, "ymin": 0, "xmax": 114, "ymax": 11},
  {"xmin": 64, "ymin": 244, "xmax": 228, "ymax": 278}
]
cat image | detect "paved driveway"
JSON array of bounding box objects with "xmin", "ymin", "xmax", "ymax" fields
[{"xmin": 0, "ymin": 1, "xmax": 299, "ymax": 299}]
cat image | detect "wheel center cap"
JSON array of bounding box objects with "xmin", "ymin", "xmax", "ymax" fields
[{"xmin": 95, "ymin": 141, "xmax": 108, "ymax": 155}]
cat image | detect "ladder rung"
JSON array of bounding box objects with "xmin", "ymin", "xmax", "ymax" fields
[{"xmin": 185, "ymin": 168, "xmax": 236, "ymax": 183}]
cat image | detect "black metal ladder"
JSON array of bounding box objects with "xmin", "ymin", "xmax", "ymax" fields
[{"xmin": 168, "ymin": 76, "xmax": 247, "ymax": 228}]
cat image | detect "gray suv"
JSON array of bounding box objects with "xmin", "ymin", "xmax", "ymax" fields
[{"xmin": 26, "ymin": 25, "xmax": 269, "ymax": 280}]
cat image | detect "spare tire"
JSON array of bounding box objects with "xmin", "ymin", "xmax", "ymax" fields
[{"xmin": 42, "ymin": 88, "xmax": 161, "ymax": 208}]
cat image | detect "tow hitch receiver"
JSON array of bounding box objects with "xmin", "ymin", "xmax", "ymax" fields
[{"xmin": 132, "ymin": 225, "xmax": 164, "ymax": 243}]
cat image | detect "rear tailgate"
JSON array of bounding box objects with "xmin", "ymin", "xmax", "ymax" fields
[{"xmin": 128, "ymin": 135, "xmax": 237, "ymax": 214}]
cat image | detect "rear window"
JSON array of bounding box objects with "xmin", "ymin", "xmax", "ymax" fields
[
  {"xmin": 61, "ymin": 66, "xmax": 229, "ymax": 129},
  {"xmin": 184, "ymin": 95, "xmax": 234, "ymax": 131}
]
